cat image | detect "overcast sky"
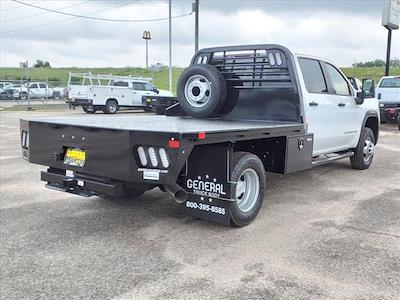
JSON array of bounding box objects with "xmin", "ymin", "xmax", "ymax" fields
[{"xmin": 0, "ymin": 0, "xmax": 399, "ymax": 68}]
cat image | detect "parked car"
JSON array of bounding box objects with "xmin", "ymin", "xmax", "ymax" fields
[
  {"xmin": 0, "ymin": 87, "xmax": 21, "ymax": 100},
  {"xmin": 14, "ymin": 82, "xmax": 63, "ymax": 100},
  {"xmin": 21, "ymin": 44, "xmax": 380, "ymax": 227},
  {"xmin": 0, "ymin": 82, "xmax": 12, "ymax": 90},
  {"xmin": 376, "ymin": 76, "xmax": 400, "ymax": 123}
]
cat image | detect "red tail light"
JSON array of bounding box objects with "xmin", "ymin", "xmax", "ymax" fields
[
  {"xmin": 197, "ymin": 132, "xmax": 206, "ymax": 140},
  {"xmin": 168, "ymin": 139, "xmax": 180, "ymax": 149}
]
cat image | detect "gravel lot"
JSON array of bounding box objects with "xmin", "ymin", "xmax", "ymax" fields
[{"xmin": 1, "ymin": 110, "xmax": 399, "ymax": 300}]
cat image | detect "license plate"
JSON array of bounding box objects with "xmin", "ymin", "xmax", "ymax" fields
[{"xmin": 64, "ymin": 148, "xmax": 86, "ymax": 167}]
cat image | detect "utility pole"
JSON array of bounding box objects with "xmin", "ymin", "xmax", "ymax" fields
[
  {"xmin": 384, "ymin": 28, "xmax": 392, "ymax": 76},
  {"xmin": 193, "ymin": 0, "xmax": 199, "ymax": 53},
  {"xmin": 382, "ymin": 0, "xmax": 399, "ymax": 76},
  {"xmin": 142, "ymin": 30, "xmax": 151, "ymax": 69},
  {"xmin": 20, "ymin": 61, "xmax": 31, "ymax": 110},
  {"xmin": 168, "ymin": 0, "xmax": 172, "ymax": 92}
]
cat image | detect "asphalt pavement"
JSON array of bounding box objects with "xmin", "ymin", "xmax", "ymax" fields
[{"xmin": 1, "ymin": 110, "xmax": 399, "ymax": 299}]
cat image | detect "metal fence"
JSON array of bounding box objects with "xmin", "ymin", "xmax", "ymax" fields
[{"xmin": 0, "ymin": 80, "xmax": 68, "ymax": 105}]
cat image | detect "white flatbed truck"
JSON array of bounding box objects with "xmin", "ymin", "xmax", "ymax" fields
[{"xmin": 21, "ymin": 45, "xmax": 379, "ymax": 226}]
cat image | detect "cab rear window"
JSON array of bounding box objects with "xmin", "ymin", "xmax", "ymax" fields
[{"xmin": 379, "ymin": 77, "xmax": 400, "ymax": 88}]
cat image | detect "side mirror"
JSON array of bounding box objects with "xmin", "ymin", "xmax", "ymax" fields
[
  {"xmin": 154, "ymin": 88, "xmax": 159, "ymax": 94},
  {"xmin": 355, "ymin": 78, "xmax": 375, "ymax": 105},
  {"xmin": 355, "ymin": 92, "xmax": 364, "ymax": 105},
  {"xmin": 361, "ymin": 78, "xmax": 375, "ymax": 98}
]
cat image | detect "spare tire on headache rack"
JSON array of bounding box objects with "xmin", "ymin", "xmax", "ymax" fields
[{"xmin": 177, "ymin": 64, "xmax": 227, "ymax": 118}]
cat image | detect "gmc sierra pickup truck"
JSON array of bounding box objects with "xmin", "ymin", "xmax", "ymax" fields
[{"xmin": 20, "ymin": 45, "xmax": 379, "ymax": 226}]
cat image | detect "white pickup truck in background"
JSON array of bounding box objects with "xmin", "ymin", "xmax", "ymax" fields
[
  {"xmin": 376, "ymin": 76, "xmax": 400, "ymax": 123},
  {"xmin": 8, "ymin": 82, "xmax": 65, "ymax": 100},
  {"xmin": 67, "ymin": 73, "xmax": 173, "ymax": 113}
]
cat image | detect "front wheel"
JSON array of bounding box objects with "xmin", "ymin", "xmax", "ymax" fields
[
  {"xmin": 230, "ymin": 152, "xmax": 266, "ymax": 227},
  {"xmin": 20, "ymin": 92, "xmax": 27, "ymax": 100},
  {"xmin": 350, "ymin": 127, "xmax": 375, "ymax": 170}
]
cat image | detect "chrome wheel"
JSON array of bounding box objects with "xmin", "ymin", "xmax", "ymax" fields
[
  {"xmin": 184, "ymin": 75, "xmax": 212, "ymax": 108},
  {"xmin": 236, "ymin": 168, "xmax": 260, "ymax": 213},
  {"xmin": 363, "ymin": 137, "xmax": 374, "ymax": 163}
]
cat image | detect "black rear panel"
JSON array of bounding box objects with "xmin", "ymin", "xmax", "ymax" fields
[{"xmin": 191, "ymin": 44, "xmax": 301, "ymax": 122}]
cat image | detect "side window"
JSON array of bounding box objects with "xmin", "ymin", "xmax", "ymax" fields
[
  {"xmin": 325, "ymin": 63, "xmax": 351, "ymax": 96},
  {"xmin": 144, "ymin": 83, "xmax": 154, "ymax": 91},
  {"xmin": 132, "ymin": 82, "xmax": 146, "ymax": 90},
  {"xmin": 39, "ymin": 84, "xmax": 46, "ymax": 88},
  {"xmin": 30, "ymin": 84, "xmax": 38, "ymax": 88},
  {"xmin": 298, "ymin": 58, "xmax": 328, "ymax": 93},
  {"xmin": 113, "ymin": 81, "xmax": 129, "ymax": 87}
]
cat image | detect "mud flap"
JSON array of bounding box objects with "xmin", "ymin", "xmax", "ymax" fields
[{"xmin": 181, "ymin": 143, "xmax": 233, "ymax": 225}]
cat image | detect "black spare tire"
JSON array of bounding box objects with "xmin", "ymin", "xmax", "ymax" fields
[{"xmin": 177, "ymin": 64, "xmax": 227, "ymax": 118}]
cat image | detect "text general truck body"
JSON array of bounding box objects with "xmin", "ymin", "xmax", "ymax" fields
[{"xmin": 20, "ymin": 45, "xmax": 379, "ymax": 226}]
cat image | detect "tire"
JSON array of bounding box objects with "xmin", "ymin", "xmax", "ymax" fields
[
  {"xmin": 177, "ymin": 64, "xmax": 227, "ymax": 118},
  {"xmin": 230, "ymin": 152, "xmax": 266, "ymax": 227},
  {"xmin": 103, "ymin": 99, "xmax": 119, "ymax": 114},
  {"xmin": 82, "ymin": 105, "xmax": 96, "ymax": 114},
  {"xmin": 20, "ymin": 92, "xmax": 27, "ymax": 100},
  {"xmin": 154, "ymin": 106, "xmax": 165, "ymax": 115},
  {"xmin": 51, "ymin": 91, "xmax": 60, "ymax": 99},
  {"xmin": 350, "ymin": 127, "xmax": 375, "ymax": 170}
]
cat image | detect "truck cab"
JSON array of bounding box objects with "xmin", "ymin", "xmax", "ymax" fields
[{"xmin": 293, "ymin": 54, "xmax": 379, "ymax": 155}]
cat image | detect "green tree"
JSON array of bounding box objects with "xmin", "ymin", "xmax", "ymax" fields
[{"xmin": 33, "ymin": 60, "xmax": 51, "ymax": 68}]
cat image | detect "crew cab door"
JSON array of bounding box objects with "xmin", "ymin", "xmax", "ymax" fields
[
  {"xmin": 29, "ymin": 83, "xmax": 39, "ymax": 98},
  {"xmin": 131, "ymin": 82, "xmax": 157, "ymax": 106},
  {"xmin": 322, "ymin": 62, "xmax": 360, "ymax": 148},
  {"xmin": 297, "ymin": 57, "xmax": 348, "ymax": 155},
  {"xmin": 38, "ymin": 83, "xmax": 48, "ymax": 98}
]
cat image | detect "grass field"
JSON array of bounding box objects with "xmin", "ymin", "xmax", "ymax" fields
[{"xmin": 1, "ymin": 66, "xmax": 399, "ymax": 94}]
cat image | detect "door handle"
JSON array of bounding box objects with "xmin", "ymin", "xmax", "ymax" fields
[
  {"xmin": 338, "ymin": 103, "xmax": 346, "ymax": 107},
  {"xmin": 309, "ymin": 101, "xmax": 319, "ymax": 107}
]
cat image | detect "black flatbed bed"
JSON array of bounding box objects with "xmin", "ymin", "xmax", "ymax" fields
[{"xmin": 24, "ymin": 115, "xmax": 304, "ymax": 136}]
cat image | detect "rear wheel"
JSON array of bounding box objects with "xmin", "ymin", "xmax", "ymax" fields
[
  {"xmin": 350, "ymin": 127, "xmax": 375, "ymax": 170},
  {"xmin": 230, "ymin": 152, "xmax": 266, "ymax": 227},
  {"xmin": 82, "ymin": 105, "xmax": 96, "ymax": 113},
  {"xmin": 103, "ymin": 99, "xmax": 119, "ymax": 114}
]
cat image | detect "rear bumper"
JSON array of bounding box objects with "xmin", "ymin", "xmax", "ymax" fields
[
  {"xmin": 67, "ymin": 98, "xmax": 92, "ymax": 107},
  {"xmin": 142, "ymin": 95, "xmax": 177, "ymax": 109},
  {"xmin": 41, "ymin": 169, "xmax": 125, "ymax": 197}
]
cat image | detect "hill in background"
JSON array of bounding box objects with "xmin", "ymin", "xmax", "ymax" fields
[{"xmin": 1, "ymin": 66, "xmax": 399, "ymax": 94}]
